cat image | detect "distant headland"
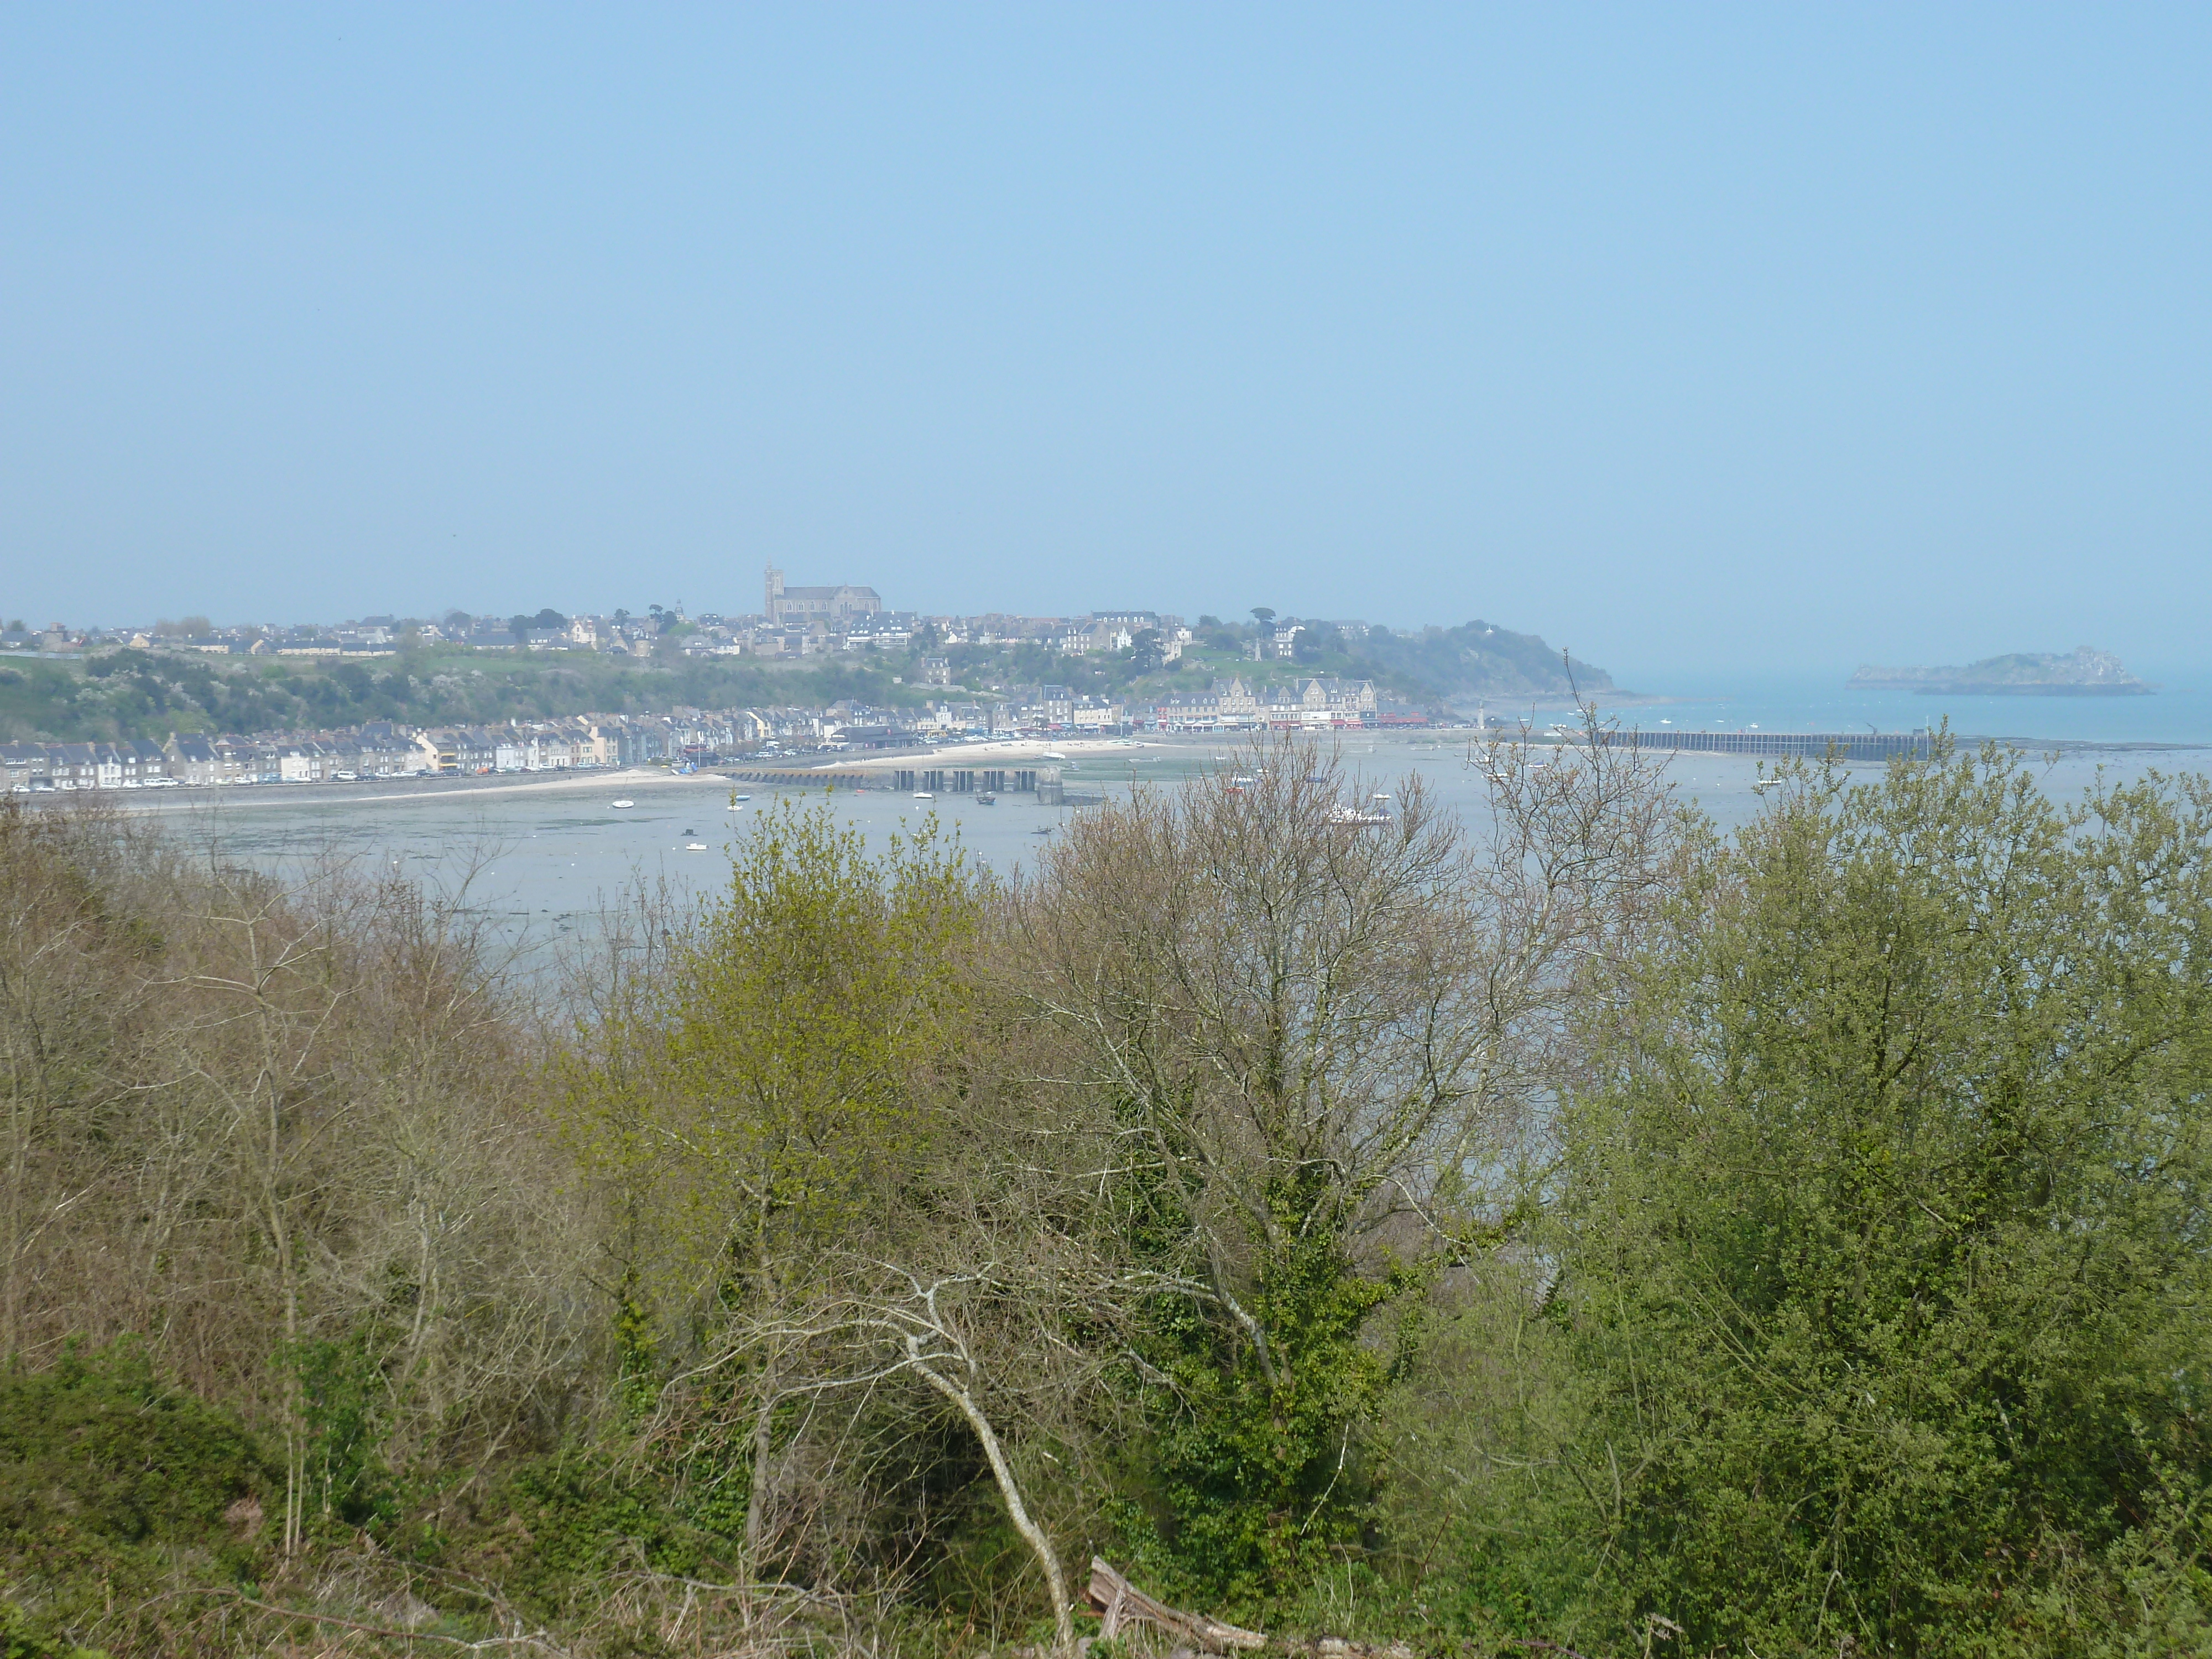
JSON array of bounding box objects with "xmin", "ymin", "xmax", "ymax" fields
[{"xmin": 1849, "ymin": 646, "xmax": 2153, "ymax": 697}]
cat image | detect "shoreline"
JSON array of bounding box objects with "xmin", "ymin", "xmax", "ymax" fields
[
  {"xmin": 80, "ymin": 766, "xmax": 739, "ymax": 813},
  {"xmin": 26, "ymin": 723, "xmax": 2208, "ymax": 817}
]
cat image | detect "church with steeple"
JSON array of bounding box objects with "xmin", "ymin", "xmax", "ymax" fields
[{"xmin": 763, "ymin": 566, "xmax": 884, "ymax": 627}]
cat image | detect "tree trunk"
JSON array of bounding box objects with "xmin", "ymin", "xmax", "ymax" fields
[
  {"xmin": 743, "ymin": 1355, "xmax": 780, "ymax": 1572},
  {"xmin": 909, "ymin": 1355, "xmax": 1073, "ymax": 1654}
]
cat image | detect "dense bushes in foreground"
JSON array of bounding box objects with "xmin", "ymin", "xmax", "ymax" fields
[{"xmin": 1, "ymin": 734, "xmax": 2207, "ymax": 1657}]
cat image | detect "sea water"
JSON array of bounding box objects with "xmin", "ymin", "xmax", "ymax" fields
[
  {"xmin": 105, "ymin": 716, "xmax": 2210, "ymax": 973},
  {"xmin": 1590, "ymin": 665, "xmax": 2212, "ymax": 749}
]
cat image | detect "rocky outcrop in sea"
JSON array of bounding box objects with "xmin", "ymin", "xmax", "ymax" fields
[{"xmin": 1848, "ymin": 646, "xmax": 2152, "ymax": 696}]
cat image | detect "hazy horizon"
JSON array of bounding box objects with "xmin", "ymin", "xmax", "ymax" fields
[{"xmin": 4, "ymin": 7, "xmax": 2208, "ymax": 680}]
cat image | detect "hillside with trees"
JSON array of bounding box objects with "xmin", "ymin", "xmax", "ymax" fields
[
  {"xmin": 1349, "ymin": 618, "xmax": 1615, "ymax": 701},
  {"xmin": 0, "ymin": 645, "xmax": 928, "ymax": 743},
  {"xmin": 2, "ymin": 734, "xmax": 2205, "ymax": 1657},
  {"xmin": 0, "ymin": 611, "xmax": 1620, "ymax": 743}
]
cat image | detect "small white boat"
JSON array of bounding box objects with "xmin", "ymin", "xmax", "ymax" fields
[
  {"xmin": 611, "ymin": 799, "xmax": 635, "ymax": 808},
  {"xmin": 685, "ymin": 842, "xmax": 709, "ymax": 851},
  {"xmin": 913, "ymin": 791, "xmax": 934, "ymax": 800},
  {"xmin": 1332, "ymin": 794, "xmax": 1390, "ymax": 821},
  {"xmin": 732, "ymin": 793, "xmax": 751, "ymax": 802}
]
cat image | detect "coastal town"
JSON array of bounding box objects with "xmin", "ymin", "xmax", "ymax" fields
[{"xmin": 0, "ymin": 568, "xmax": 1444, "ymax": 792}]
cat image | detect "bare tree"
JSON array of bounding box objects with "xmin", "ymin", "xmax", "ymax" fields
[
  {"xmin": 0, "ymin": 800, "xmax": 156, "ymax": 1365},
  {"xmin": 783, "ymin": 1266, "xmax": 1074, "ymax": 1650},
  {"xmin": 1021, "ymin": 729, "xmax": 1667, "ymax": 1269},
  {"xmin": 1000, "ymin": 728, "xmax": 1673, "ymax": 1559},
  {"xmin": 1, "ymin": 805, "xmax": 597, "ymax": 1552}
]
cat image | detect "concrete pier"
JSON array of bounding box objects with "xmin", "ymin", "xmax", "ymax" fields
[{"xmin": 1592, "ymin": 730, "xmax": 1933, "ymax": 760}]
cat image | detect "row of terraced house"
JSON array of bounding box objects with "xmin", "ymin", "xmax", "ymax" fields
[
  {"xmin": 1148, "ymin": 675, "xmax": 1385, "ymax": 729},
  {"xmin": 0, "ymin": 739, "xmax": 176, "ymax": 791},
  {"xmin": 2, "ymin": 677, "xmax": 1407, "ymax": 795},
  {"xmin": 2, "ymin": 713, "xmax": 759, "ymax": 792}
]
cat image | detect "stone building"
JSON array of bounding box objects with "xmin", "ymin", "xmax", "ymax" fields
[{"xmin": 764, "ymin": 566, "xmax": 884, "ymax": 627}]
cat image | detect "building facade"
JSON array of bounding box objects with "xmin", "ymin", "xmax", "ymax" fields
[{"xmin": 764, "ymin": 566, "xmax": 884, "ymax": 627}]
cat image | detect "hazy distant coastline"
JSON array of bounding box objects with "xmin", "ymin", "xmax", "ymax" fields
[{"xmin": 1849, "ymin": 646, "xmax": 2152, "ymax": 696}]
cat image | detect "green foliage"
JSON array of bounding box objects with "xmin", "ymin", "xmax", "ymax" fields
[
  {"xmin": 15, "ymin": 732, "xmax": 2212, "ymax": 1657},
  {"xmin": 557, "ymin": 797, "xmax": 995, "ymax": 1594},
  {"xmin": 0, "ymin": 1342, "xmax": 271, "ymax": 1639},
  {"xmin": 0, "ymin": 643, "xmax": 936, "ymax": 742},
  {"xmin": 286, "ymin": 1329, "xmax": 397, "ymax": 1533},
  {"xmin": 1551, "ymin": 745, "xmax": 2212, "ymax": 1653},
  {"xmin": 1139, "ymin": 1204, "xmax": 1395, "ymax": 1606},
  {"xmin": 0, "ymin": 1601, "xmax": 106, "ymax": 1659},
  {"xmin": 1024, "ymin": 742, "xmax": 1569, "ymax": 1610},
  {"xmin": 1103, "ymin": 1128, "xmax": 1413, "ymax": 1608},
  {"xmin": 446, "ymin": 1448, "xmax": 746, "ymax": 1625},
  {"xmin": 1099, "ymin": 1115, "xmax": 1386, "ymax": 1606},
  {"xmin": 0, "ymin": 1341, "xmax": 270, "ymax": 1558},
  {"xmin": 566, "ymin": 797, "xmax": 988, "ymax": 1321},
  {"xmin": 1367, "ymin": 1271, "xmax": 1602, "ymax": 1645},
  {"xmin": 1353, "ymin": 619, "xmax": 1612, "ymax": 701}
]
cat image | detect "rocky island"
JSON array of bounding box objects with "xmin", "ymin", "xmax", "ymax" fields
[{"xmin": 1848, "ymin": 645, "xmax": 2152, "ymax": 696}]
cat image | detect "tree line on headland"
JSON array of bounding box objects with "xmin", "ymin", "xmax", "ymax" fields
[
  {"xmin": 0, "ymin": 619, "xmax": 1604, "ymax": 745},
  {"xmin": 2, "ymin": 729, "xmax": 2205, "ymax": 1658}
]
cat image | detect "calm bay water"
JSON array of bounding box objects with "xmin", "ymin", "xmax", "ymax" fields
[
  {"xmin": 109, "ymin": 708, "xmax": 2212, "ymax": 975},
  {"xmin": 1592, "ymin": 666, "xmax": 2212, "ymax": 749}
]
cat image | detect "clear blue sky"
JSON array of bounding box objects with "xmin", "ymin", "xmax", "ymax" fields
[{"xmin": 3, "ymin": 6, "xmax": 2206, "ymax": 682}]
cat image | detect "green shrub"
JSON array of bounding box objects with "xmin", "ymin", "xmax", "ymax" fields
[
  {"xmin": 1553, "ymin": 749, "xmax": 2212, "ymax": 1655},
  {"xmin": 1131, "ymin": 1213, "xmax": 1395, "ymax": 1608},
  {"xmin": 444, "ymin": 1448, "xmax": 746, "ymax": 1624},
  {"xmin": 285, "ymin": 1329, "xmax": 397, "ymax": 1535},
  {"xmin": 1, "ymin": 1599, "xmax": 107, "ymax": 1659},
  {"xmin": 0, "ymin": 1341, "xmax": 272, "ymax": 1640}
]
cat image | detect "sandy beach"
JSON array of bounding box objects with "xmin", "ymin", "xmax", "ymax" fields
[
  {"xmin": 98, "ymin": 763, "xmax": 740, "ymax": 813},
  {"xmin": 80, "ymin": 732, "xmax": 1468, "ymax": 816},
  {"xmin": 83, "ymin": 737, "xmax": 1204, "ymax": 813}
]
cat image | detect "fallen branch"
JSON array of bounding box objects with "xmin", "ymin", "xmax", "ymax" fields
[{"xmin": 1084, "ymin": 1557, "xmax": 1265, "ymax": 1653}]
